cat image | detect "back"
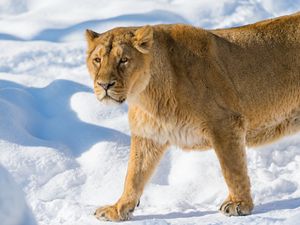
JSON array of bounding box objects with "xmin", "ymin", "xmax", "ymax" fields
[{"xmin": 211, "ymin": 12, "xmax": 300, "ymax": 125}]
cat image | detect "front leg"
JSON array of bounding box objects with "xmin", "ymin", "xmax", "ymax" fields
[
  {"xmin": 211, "ymin": 115, "xmax": 253, "ymax": 216},
  {"xmin": 95, "ymin": 136, "xmax": 168, "ymax": 221}
]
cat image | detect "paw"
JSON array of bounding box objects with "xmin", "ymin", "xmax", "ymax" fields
[
  {"xmin": 219, "ymin": 200, "xmax": 253, "ymax": 216},
  {"xmin": 94, "ymin": 204, "xmax": 132, "ymax": 222}
]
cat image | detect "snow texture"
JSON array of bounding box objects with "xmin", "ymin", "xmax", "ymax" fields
[
  {"xmin": 1, "ymin": 0, "xmax": 300, "ymax": 225},
  {"xmin": 0, "ymin": 165, "xmax": 36, "ymax": 225}
]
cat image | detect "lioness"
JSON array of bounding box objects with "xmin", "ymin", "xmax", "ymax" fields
[{"xmin": 85, "ymin": 12, "xmax": 300, "ymax": 221}]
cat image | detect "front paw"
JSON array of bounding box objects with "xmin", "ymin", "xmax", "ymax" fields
[
  {"xmin": 94, "ymin": 204, "xmax": 133, "ymax": 222},
  {"xmin": 219, "ymin": 199, "xmax": 253, "ymax": 216}
]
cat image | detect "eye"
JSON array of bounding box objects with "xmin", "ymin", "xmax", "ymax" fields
[
  {"xmin": 93, "ymin": 57, "xmax": 101, "ymax": 64},
  {"xmin": 120, "ymin": 57, "xmax": 128, "ymax": 64}
]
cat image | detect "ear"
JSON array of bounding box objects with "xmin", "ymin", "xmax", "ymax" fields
[
  {"xmin": 133, "ymin": 26, "xmax": 153, "ymax": 54},
  {"xmin": 85, "ymin": 29, "xmax": 100, "ymax": 48}
]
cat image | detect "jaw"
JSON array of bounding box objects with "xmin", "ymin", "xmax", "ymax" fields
[{"xmin": 97, "ymin": 95, "xmax": 126, "ymax": 105}]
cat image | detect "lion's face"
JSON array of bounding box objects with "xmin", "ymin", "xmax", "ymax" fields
[{"xmin": 85, "ymin": 26, "xmax": 153, "ymax": 105}]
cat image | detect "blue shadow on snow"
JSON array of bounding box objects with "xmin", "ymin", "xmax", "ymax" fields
[
  {"xmin": 0, "ymin": 79, "xmax": 130, "ymax": 156},
  {"xmin": 254, "ymin": 197, "xmax": 300, "ymax": 214},
  {"xmin": 134, "ymin": 210, "xmax": 217, "ymax": 221},
  {"xmin": 0, "ymin": 10, "xmax": 189, "ymax": 42}
]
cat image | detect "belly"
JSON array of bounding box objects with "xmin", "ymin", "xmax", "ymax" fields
[{"xmin": 131, "ymin": 119, "xmax": 211, "ymax": 150}]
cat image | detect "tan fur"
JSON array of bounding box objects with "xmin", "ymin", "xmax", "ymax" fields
[{"xmin": 86, "ymin": 12, "xmax": 300, "ymax": 221}]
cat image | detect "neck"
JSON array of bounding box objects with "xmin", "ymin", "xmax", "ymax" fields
[
  {"xmin": 128, "ymin": 65, "xmax": 177, "ymax": 118},
  {"xmin": 128, "ymin": 27, "xmax": 178, "ymax": 117}
]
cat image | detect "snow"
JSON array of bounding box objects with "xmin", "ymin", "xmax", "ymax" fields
[
  {"xmin": 0, "ymin": 164, "xmax": 36, "ymax": 225},
  {"xmin": 1, "ymin": 0, "xmax": 300, "ymax": 225}
]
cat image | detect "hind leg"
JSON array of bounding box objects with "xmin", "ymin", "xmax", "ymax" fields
[
  {"xmin": 246, "ymin": 109, "xmax": 300, "ymax": 147},
  {"xmin": 211, "ymin": 115, "xmax": 253, "ymax": 216}
]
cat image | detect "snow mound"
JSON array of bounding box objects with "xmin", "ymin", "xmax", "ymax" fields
[
  {"xmin": 1, "ymin": 0, "xmax": 300, "ymax": 41},
  {"xmin": 0, "ymin": 164, "xmax": 36, "ymax": 225}
]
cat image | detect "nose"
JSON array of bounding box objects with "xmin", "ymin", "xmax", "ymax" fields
[{"xmin": 97, "ymin": 81, "xmax": 116, "ymax": 91}]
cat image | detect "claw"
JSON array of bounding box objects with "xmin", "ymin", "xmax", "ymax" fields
[
  {"xmin": 224, "ymin": 203, "xmax": 232, "ymax": 214},
  {"xmin": 220, "ymin": 201, "xmax": 233, "ymax": 214},
  {"xmin": 236, "ymin": 203, "xmax": 243, "ymax": 216}
]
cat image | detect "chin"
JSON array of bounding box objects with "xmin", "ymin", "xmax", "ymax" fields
[{"xmin": 97, "ymin": 95, "xmax": 125, "ymax": 106}]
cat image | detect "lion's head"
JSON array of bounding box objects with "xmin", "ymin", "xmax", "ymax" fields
[{"xmin": 85, "ymin": 26, "xmax": 153, "ymax": 105}]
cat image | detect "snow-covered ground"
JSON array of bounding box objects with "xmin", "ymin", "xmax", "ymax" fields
[{"xmin": 1, "ymin": 0, "xmax": 300, "ymax": 224}]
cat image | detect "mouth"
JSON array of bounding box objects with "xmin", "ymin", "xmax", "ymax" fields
[
  {"xmin": 107, "ymin": 95, "xmax": 125, "ymax": 104},
  {"xmin": 98, "ymin": 94, "xmax": 125, "ymax": 104}
]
